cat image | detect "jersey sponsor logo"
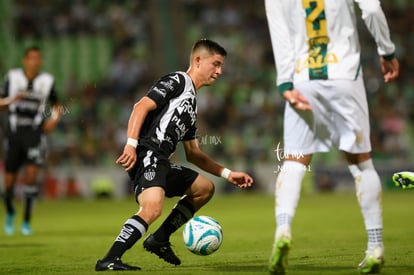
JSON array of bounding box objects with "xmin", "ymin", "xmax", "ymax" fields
[
  {"xmin": 169, "ymin": 98, "xmax": 197, "ymax": 141},
  {"xmin": 172, "ymin": 115, "xmax": 188, "ymax": 140},
  {"xmin": 159, "ymin": 79, "xmax": 176, "ymax": 91},
  {"xmin": 295, "ymin": 52, "xmax": 338, "ymax": 73},
  {"xmin": 302, "ymin": 0, "xmax": 332, "ymax": 79},
  {"xmin": 176, "ymin": 98, "xmax": 196, "ymax": 125},
  {"xmin": 153, "ymin": 86, "xmax": 167, "ymax": 98}
]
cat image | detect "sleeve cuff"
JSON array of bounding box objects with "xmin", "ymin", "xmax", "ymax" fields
[
  {"xmin": 382, "ymin": 53, "xmax": 395, "ymax": 61},
  {"xmin": 277, "ymin": 82, "xmax": 294, "ymax": 95}
]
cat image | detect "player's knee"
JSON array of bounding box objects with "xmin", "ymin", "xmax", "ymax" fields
[
  {"xmin": 200, "ymin": 180, "xmax": 215, "ymax": 202},
  {"xmin": 139, "ymin": 204, "xmax": 163, "ymax": 224},
  {"xmin": 187, "ymin": 177, "xmax": 215, "ymax": 209}
]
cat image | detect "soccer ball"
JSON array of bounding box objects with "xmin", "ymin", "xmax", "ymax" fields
[{"xmin": 183, "ymin": 216, "xmax": 223, "ymax": 255}]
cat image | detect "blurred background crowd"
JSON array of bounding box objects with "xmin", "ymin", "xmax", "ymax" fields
[{"xmin": 0, "ymin": 0, "xmax": 413, "ymax": 195}]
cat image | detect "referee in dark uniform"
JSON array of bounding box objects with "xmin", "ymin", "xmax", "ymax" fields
[
  {"xmin": 0, "ymin": 46, "xmax": 61, "ymax": 236},
  {"xmin": 95, "ymin": 39, "xmax": 253, "ymax": 271}
]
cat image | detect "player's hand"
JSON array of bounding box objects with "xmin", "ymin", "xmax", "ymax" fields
[
  {"xmin": 380, "ymin": 57, "xmax": 399, "ymax": 83},
  {"xmin": 14, "ymin": 92, "xmax": 27, "ymax": 102},
  {"xmin": 283, "ymin": 89, "xmax": 312, "ymax": 111},
  {"xmin": 42, "ymin": 105, "xmax": 62, "ymax": 133},
  {"xmin": 2, "ymin": 92, "xmax": 27, "ymax": 105},
  {"xmin": 116, "ymin": 145, "xmax": 137, "ymax": 171},
  {"xmin": 226, "ymin": 171, "xmax": 253, "ymax": 188}
]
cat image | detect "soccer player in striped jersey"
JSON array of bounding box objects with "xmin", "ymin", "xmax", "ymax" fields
[
  {"xmin": 95, "ymin": 39, "xmax": 253, "ymax": 271},
  {"xmin": 265, "ymin": 0, "xmax": 399, "ymax": 274},
  {"xmin": 1, "ymin": 46, "xmax": 61, "ymax": 236}
]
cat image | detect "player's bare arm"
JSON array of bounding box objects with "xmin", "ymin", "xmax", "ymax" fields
[
  {"xmin": 380, "ymin": 57, "xmax": 399, "ymax": 83},
  {"xmin": 282, "ymin": 89, "xmax": 312, "ymax": 111},
  {"xmin": 0, "ymin": 92, "xmax": 26, "ymax": 110},
  {"xmin": 116, "ymin": 96, "xmax": 157, "ymax": 171},
  {"xmin": 42, "ymin": 103, "xmax": 62, "ymax": 133},
  {"xmin": 183, "ymin": 139, "xmax": 253, "ymax": 188}
]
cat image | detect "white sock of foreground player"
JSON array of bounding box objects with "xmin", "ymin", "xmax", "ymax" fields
[
  {"xmin": 274, "ymin": 160, "xmax": 307, "ymax": 240},
  {"xmin": 349, "ymin": 159, "xmax": 383, "ymax": 252}
]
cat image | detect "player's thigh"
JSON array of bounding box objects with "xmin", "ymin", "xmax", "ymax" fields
[
  {"xmin": 183, "ymin": 174, "xmax": 215, "ymax": 210},
  {"xmin": 4, "ymin": 134, "xmax": 25, "ymax": 172},
  {"xmin": 164, "ymin": 164, "xmax": 199, "ymax": 198},
  {"xmin": 328, "ymin": 77, "xmax": 371, "ymax": 153},
  {"xmin": 283, "ymin": 82, "xmax": 331, "ymax": 155},
  {"xmin": 23, "ymin": 164, "xmax": 41, "ymax": 185},
  {"xmin": 132, "ymin": 153, "xmax": 170, "ymax": 198},
  {"xmin": 137, "ymin": 186, "xmax": 165, "ymax": 223},
  {"xmin": 24, "ymin": 129, "xmax": 45, "ymax": 166},
  {"xmin": 184, "ymin": 174, "xmax": 215, "ymax": 198}
]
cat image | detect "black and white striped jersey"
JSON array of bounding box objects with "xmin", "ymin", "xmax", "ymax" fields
[
  {"xmin": 1, "ymin": 68, "xmax": 58, "ymax": 132},
  {"xmin": 139, "ymin": 71, "xmax": 197, "ymax": 158}
]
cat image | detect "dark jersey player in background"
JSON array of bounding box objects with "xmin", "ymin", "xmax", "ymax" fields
[
  {"xmin": 95, "ymin": 39, "xmax": 254, "ymax": 271},
  {"xmin": 0, "ymin": 46, "xmax": 61, "ymax": 236}
]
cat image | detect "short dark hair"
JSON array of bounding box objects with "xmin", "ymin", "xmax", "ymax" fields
[
  {"xmin": 192, "ymin": 38, "xmax": 227, "ymax": 57},
  {"xmin": 24, "ymin": 46, "xmax": 41, "ymax": 57}
]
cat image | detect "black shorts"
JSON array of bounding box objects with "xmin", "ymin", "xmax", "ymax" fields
[
  {"xmin": 4, "ymin": 127, "xmax": 45, "ymax": 172},
  {"xmin": 129, "ymin": 147, "xmax": 199, "ymax": 198}
]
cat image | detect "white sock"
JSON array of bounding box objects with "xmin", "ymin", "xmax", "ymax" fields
[
  {"xmin": 349, "ymin": 159, "xmax": 383, "ymax": 251},
  {"xmin": 274, "ymin": 161, "xmax": 306, "ymax": 240}
]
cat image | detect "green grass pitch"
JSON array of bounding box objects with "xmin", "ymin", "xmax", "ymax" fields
[{"xmin": 1, "ymin": 191, "xmax": 413, "ymax": 274}]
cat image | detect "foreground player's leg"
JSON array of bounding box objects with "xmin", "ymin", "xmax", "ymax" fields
[
  {"xmin": 392, "ymin": 171, "xmax": 414, "ymax": 189},
  {"xmin": 349, "ymin": 160, "xmax": 384, "ymax": 274},
  {"xmin": 358, "ymin": 245, "xmax": 384, "ymax": 274},
  {"xmin": 143, "ymin": 199, "xmax": 195, "ymax": 265},
  {"xmin": 270, "ymin": 160, "xmax": 306, "ymax": 275},
  {"xmin": 144, "ymin": 175, "xmax": 212, "ymax": 265},
  {"xmin": 3, "ymin": 173, "xmax": 16, "ymax": 236},
  {"xmin": 21, "ymin": 165, "xmax": 41, "ymax": 236},
  {"xmin": 21, "ymin": 185, "xmax": 39, "ymax": 236},
  {"xmin": 95, "ymin": 215, "xmax": 148, "ymax": 271}
]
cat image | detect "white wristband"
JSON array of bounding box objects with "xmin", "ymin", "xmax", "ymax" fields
[
  {"xmin": 51, "ymin": 109, "xmax": 59, "ymax": 120},
  {"xmin": 220, "ymin": 168, "xmax": 231, "ymax": 179},
  {"xmin": 126, "ymin": 138, "xmax": 138, "ymax": 148}
]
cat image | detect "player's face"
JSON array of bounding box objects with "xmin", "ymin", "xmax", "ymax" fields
[
  {"xmin": 23, "ymin": 50, "xmax": 42, "ymax": 74},
  {"xmin": 200, "ymin": 53, "xmax": 224, "ymax": 86}
]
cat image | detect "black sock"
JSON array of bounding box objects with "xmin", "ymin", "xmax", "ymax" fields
[
  {"xmin": 3, "ymin": 187, "xmax": 15, "ymax": 215},
  {"xmin": 23, "ymin": 185, "xmax": 39, "ymax": 223},
  {"xmin": 153, "ymin": 199, "xmax": 195, "ymax": 242},
  {"xmin": 102, "ymin": 215, "xmax": 148, "ymax": 261}
]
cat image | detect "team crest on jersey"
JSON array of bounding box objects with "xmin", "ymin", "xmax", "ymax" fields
[{"xmin": 144, "ymin": 168, "xmax": 156, "ymax": 181}]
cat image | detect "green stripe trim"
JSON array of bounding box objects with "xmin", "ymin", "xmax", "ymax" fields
[
  {"xmin": 278, "ymin": 82, "xmax": 293, "ymax": 95},
  {"xmin": 354, "ymin": 63, "xmax": 361, "ymax": 80},
  {"xmin": 382, "ymin": 53, "xmax": 395, "ymax": 61}
]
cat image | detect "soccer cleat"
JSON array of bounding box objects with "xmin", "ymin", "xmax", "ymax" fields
[
  {"xmin": 143, "ymin": 234, "xmax": 181, "ymax": 265},
  {"xmin": 4, "ymin": 213, "xmax": 15, "ymax": 236},
  {"xmin": 95, "ymin": 257, "xmax": 141, "ymax": 271},
  {"xmin": 392, "ymin": 171, "xmax": 414, "ymax": 189},
  {"xmin": 268, "ymin": 237, "xmax": 291, "ymax": 275},
  {"xmin": 358, "ymin": 247, "xmax": 384, "ymax": 274},
  {"xmin": 21, "ymin": 222, "xmax": 33, "ymax": 236}
]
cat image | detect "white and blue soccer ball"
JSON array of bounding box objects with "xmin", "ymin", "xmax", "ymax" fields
[{"xmin": 183, "ymin": 216, "xmax": 223, "ymax": 255}]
